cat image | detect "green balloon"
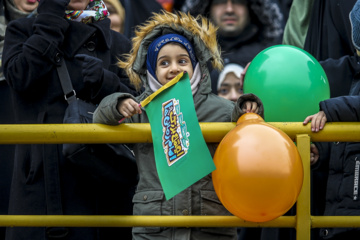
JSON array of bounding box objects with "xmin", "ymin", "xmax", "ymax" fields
[{"xmin": 244, "ymin": 45, "xmax": 330, "ymax": 122}]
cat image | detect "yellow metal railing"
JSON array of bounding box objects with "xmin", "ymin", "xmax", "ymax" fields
[{"xmin": 0, "ymin": 122, "xmax": 360, "ymax": 240}]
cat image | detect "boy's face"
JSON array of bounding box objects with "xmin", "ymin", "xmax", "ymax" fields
[
  {"xmin": 156, "ymin": 43, "xmax": 194, "ymax": 85},
  {"xmin": 218, "ymin": 72, "xmax": 243, "ymax": 102}
]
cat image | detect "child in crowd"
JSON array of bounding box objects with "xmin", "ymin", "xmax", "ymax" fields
[
  {"xmin": 302, "ymin": 1, "xmax": 360, "ymax": 239},
  {"xmin": 216, "ymin": 63, "xmax": 244, "ymax": 102},
  {"xmin": 93, "ymin": 11, "xmax": 264, "ymax": 240}
]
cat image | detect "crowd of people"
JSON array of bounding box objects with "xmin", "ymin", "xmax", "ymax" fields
[{"xmin": 1, "ymin": 0, "xmax": 360, "ymax": 239}]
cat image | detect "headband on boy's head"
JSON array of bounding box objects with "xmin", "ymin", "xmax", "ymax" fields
[{"xmin": 146, "ymin": 33, "xmax": 198, "ymax": 80}]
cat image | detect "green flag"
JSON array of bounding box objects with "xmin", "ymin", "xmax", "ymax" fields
[{"xmin": 143, "ymin": 72, "xmax": 215, "ymax": 200}]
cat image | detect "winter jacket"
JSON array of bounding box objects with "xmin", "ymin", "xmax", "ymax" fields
[
  {"xmin": 93, "ymin": 11, "xmax": 264, "ymax": 240},
  {"xmin": 320, "ymin": 54, "xmax": 360, "ymax": 98},
  {"xmin": 2, "ymin": 13, "xmax": 138, "ymax": 240},
  {"xmin": 314, "ymin": 67, "xmax": 360, "ymax": 239},
  {"xmin": 0, "ymin": 1, "xmax": 37, "ymax": 238}
]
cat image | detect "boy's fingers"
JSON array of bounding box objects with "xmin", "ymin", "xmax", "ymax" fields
[
  {"xmin": 319, "ymin": 117, "xmax": 327, "ymax": 130},
  {"xmin": 251, "ymin": 102, "xmax": 258, "ymax": 112},
  {"xmin": 303, "ymin": 116, "xmax": 312, "ymax": 125}
]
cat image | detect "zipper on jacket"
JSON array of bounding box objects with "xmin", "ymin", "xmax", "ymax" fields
[{"xmin": 354, "ymin": 157, "xmax": 360, "ymax": 200}]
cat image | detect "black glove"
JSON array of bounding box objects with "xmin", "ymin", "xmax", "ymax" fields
[
  {"xmin": 75, "ymin": 54, "xmax": 104, "ymax": 86},
  {"xmin": 37, "ymin": 0, "xmax": 70, "ymax": 17}
]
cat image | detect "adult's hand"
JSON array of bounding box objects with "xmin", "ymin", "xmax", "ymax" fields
[
  {"xmin": 75, "ymin": 54, "xmax": 104, "ymax": 86},
  {"xmin": 37, "ymin": 0, "xmax": 70, "ymax": 17}
]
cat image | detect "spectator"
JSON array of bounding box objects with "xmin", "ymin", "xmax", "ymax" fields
[
  {"xmin": 104, "ymin": 0, "xmax": 125, "ymax": 33},
  {"xmin": 2, "ymin": 0, "xmax": 139, "ymax": 239},
  {"xmin": 93, "ymin": 10, "xmax": 264, "ymax": 240},
  {"xmin": 284, "ymin": 1, "xmax": 359, "ymax": 239},
  {"xmin": 0, "ymin": 1, "xmax": 37, "ymax": 240},
  {"xmin": 216, "ymin": 63, "xmax": 244, "ymax": 102},
  {"xmin": 181, "ymin": 0, "xmax": 284, "ymax": 68},
  {"xmin": 302, "ymin": 1, "xmax": 360, "ymax": 239}
]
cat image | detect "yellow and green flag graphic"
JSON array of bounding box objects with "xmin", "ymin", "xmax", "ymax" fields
[{"xmin": 143, "ymin": 72, "xmax": 215, "ymax": 200}]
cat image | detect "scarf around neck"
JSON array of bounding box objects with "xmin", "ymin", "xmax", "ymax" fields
[
  {"xmin": 65, "ymin": 0, "xmax": 108, "ymax": 24},
  {"xmin": 147, "ymin": 63, "xmax": 202, "ymax": 96}
]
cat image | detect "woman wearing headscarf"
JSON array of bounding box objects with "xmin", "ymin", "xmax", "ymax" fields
[
  {"xmin": 0, "ymin": 1, "xmax": 37, "ymax": 239},
  {"xmin": 3, "ymin": 0, "xmax": 139, "ymax": 239}
]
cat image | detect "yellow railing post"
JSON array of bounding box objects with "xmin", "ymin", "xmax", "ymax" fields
[{"xmin": 296, "ymin": 134, "xmax": 311, "ymax": 240}]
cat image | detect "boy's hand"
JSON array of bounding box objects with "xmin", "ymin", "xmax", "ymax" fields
[
  {"xmin": 310, "ymin": 143, "xmax": 319, "ymax": 165},
  {"xmin": 242, "ymin": 101, "xmax": 259, "ymax": 114},
  {"xmin": 117, "ymin": 98, "xmax": 142, "ymax": 118},
  {"xmin": 303, "ymin": 111, "xmax": 327, "ymax": 132}
]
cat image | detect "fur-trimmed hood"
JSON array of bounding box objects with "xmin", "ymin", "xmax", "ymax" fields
[
  {"xmin": 118, "ymin": 10, "xmax": 223, "ymax": 91},
  {"xmin": 181, "ymin": 0, "xmax": 283, "ymax": 41}
]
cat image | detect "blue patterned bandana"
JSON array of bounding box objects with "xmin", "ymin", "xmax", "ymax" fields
[
  {"xmin": 146, "ymin": 33, "xmax": 197, "ymax": 81},
  {"xmin": 65, "ymin": 0, "xmax": 108, "ymax": 24}
]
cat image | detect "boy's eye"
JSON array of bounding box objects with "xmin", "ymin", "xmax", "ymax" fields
[
  {"xmin": 179, "ymin": 59, "xmax": 188, "ymax": 64},
  {"xmin": 159, "ymin": 60, "xmax": 169, "ymax": 66}
]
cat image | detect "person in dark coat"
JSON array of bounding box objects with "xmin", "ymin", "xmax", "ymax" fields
[
  {"xmin": 303, "ymin": 79, "xmax": 360, "ymax": 239},
  {"xmin": 0, "ymin": 1, "xmax": 37, "ymax": 240},
  {"xmin": 302, "ymin": 1, "xmax": 360, "ymax": 239},
  {"xmin": 181, "ymin": 0, "xmax": 284, "ymax": 94},
  {"xmin": 284, "ymin": 1, "xmax": 359, "ymax": 239},
  {"xmin": 2, "ymin": 0, "xmax": 139, "ymax": 239}
]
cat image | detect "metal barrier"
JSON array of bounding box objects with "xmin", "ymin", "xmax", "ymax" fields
[{"xmin": 1, "ymin": 122, "xmax": 360, "ymax": 240}]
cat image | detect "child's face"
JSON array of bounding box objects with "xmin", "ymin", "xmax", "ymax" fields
[
  {"xmin": 156, "ymin": 43, "xmax": 194, "ymax": 85},
  {"xmin": 218, "ymin": 72, "xmax": 243, "ymax": 102}
]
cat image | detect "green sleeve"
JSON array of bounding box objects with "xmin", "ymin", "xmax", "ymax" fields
[{"xmin": 282, "ymin": 0, "xmax": 315, "ymax": 48}]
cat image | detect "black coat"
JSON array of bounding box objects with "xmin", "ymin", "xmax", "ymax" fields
[
  {"xmin": 304, "ymin": 0, "xmax": 357, "ymax": 61},
  {"xmin": 314, "ymin": 60, "xmax": 360, "ymax": 239},
  {"xmin": 320, "ymin": 55, "xmax": 360, "ymax": 98},
  {"xmin": 3, "ymin": 15, "xmax": 137, "ymax": 240}
]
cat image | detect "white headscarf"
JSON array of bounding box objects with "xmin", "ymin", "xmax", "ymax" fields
[{"xmin": 217, "ymin": 63, "xmax": 244, "ymax": 90}]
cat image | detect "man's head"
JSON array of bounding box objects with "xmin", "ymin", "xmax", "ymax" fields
[
  {"xmin": 350, "ymin": 0, "xmax": 360, "ymax": 55},
  {"xmin": 209, "ymin": 0, "xmax": 250, "ymax": 37}
]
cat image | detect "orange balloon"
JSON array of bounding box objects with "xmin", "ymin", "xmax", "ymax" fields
[{"xmin": 212, "ymin": 113, "xmax": 303, "ymax": 222}]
